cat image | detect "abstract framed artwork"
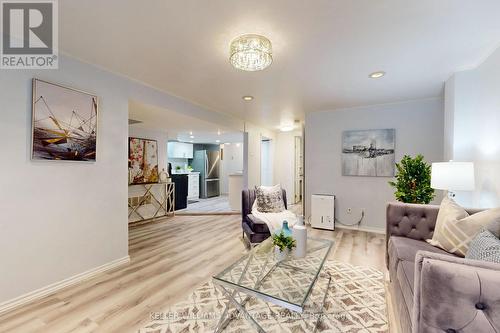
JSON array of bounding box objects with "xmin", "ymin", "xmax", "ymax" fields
[
  {"xmin": 129, "ymin": 137, "xmax": 159, "ymax": 184},
  {"xmin": 32, "ymin": 79, "xmax": 98, "ymax": 161},
  {"xmin": 342, "ymin": 129, "xmax": 395, "ymax": 177}
]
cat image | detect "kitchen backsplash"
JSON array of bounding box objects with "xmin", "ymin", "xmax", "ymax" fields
[{"xmin": 169, "ymin": 158, "xmax": 190, "ymax": 173}]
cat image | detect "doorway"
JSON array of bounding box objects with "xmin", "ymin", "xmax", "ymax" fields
[
  {"xmin": 294, "ymin": 136, "xmax": 303, "ymax": 204},
  {"xmin": 260, "ymin": 137, "xmax": 273, "ymax": 186},
  {"xmin": 128, "ymin": 100, "xmax": 244, "ymax": 216}
]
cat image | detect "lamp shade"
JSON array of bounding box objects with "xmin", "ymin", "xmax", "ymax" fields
[{"xmin": 431, "ymin": 162, "xmax": 475, "ymax": 191}]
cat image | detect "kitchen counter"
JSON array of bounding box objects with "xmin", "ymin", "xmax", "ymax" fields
[{"xmin": 228, "ymin": 173, "xmax": 243, "ymax": 211}]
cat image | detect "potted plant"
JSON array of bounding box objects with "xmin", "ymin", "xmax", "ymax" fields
[
  {"xmin": 272, "ymin": 231, "xmax": 296, "ymax": 261},
  {"xmin": 175, "ymin": 165, "xmax": 182, "ymax": 173},
  {"xmin": 389, "ymin": 154, "xmax": 435, "ymax": 204}
]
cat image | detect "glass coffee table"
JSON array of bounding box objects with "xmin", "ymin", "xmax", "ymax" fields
[{"xmin": 213, "ymin": 237, "xmax": 333, "ymax": 332}]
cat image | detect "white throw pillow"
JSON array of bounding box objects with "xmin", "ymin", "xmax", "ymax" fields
[{"xmin": 427, "ymin": 197, "xmax": 500, "ymax": 257}]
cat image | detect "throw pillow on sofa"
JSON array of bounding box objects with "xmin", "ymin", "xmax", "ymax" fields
[
  {"xmin": 487, "ymin": 218, "xmax": 500, "ymax": 238},
  {"xmin": 427, "ymin": 197, "xmax": 500, "ymax": 256},
  {"xmin": 466, "ymin": 229, "xmax": 500, "ymax": 263},
  {"xmin": 254, "ymin": 184, "xmax": 285, "ymax": 213}
]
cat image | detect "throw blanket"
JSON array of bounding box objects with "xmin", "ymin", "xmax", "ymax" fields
[{"xmin": 252, "ymin": 204, "xmax": 298, "ymax": 234}]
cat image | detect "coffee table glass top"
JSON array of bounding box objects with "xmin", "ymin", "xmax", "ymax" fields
[{"xmin": 213, "ymin": 237, "xmax": 333, "ymax": 312}]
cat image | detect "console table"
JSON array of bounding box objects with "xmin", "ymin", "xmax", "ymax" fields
[{"xmin": 128, "ymin": 183, "xmax": 175, "ymax": 224}]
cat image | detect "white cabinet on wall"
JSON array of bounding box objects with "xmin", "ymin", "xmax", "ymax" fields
[
  {"xmin": 168, "ymin": 142, "xmax": 193, "ymax": 159},
  {"xmin": 187, "ymin": 173, "xmax": 199, "ymax": 200}
]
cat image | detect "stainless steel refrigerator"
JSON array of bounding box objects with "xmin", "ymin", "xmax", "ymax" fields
[{"xmin": 192, "ymin": 150, "xmax": 220, "ymax": 198}]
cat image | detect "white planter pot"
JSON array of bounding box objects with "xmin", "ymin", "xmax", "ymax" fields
[{"xmin": 274, "ymin": 247, "xmax": 290, "ymax": 262}]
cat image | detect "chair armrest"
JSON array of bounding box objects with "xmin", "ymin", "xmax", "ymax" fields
[
  {"xmin": 246, "ymin": 214, "xmax": 262, "ymax": 224},
  {"xmin": 413, "ymin": 251, "xmax": 500, "ymax": 333},
  {"xmin": 246, "ymin": 214, "xmax": 270, "ymax": 231}
]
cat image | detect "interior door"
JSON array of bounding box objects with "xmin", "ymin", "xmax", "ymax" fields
[{"xmin": 294, "ymin": 136, "xmax": 303, "ymax": 204}]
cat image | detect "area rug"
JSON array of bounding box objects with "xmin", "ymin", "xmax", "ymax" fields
[{"xmin": 139, "ymin": 261, "xmax": 388, "ymax": 332}]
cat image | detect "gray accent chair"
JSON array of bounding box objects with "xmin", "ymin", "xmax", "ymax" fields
[
  {"xmin": 241, "ymin": 188, "xmax": 287, "ymax": 244},
  {"xmin": 386, "ymin": 201, "xmax": 500, "ymax": 333}
]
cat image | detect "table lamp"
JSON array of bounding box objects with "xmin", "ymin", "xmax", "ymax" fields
[{"xmin": 431, "ymin": 161, "xmax": 475, "ymax": 198}]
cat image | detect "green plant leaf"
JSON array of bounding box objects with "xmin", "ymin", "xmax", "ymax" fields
[
  {"xmin": 272, "ymin": 231, "xmax": 297, "ymax": 251},
  {"xmin": 388, "ymin": 154, "xmax": 435, "ymax": 204}
]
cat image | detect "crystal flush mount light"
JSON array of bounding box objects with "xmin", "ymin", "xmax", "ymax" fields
[{"xmin": 230, "ymin": 34, "xmax": 273, "ymax": 71}]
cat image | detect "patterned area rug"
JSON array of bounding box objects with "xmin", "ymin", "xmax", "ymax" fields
[{"xmin": 139, "ymin": 261, "xmax": 388, "ymax": 332}]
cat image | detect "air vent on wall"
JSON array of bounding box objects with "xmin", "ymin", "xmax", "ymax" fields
[{"xmin": 128, "ymin": 119, "xmax": 143, "ymax": 125}]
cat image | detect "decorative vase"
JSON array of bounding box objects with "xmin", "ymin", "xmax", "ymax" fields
[
  {"xmin": 292, "ymin": 216, "xmax": 307, "ymax": 258},
  {"xmin": 274, "ymin": 247, "xmax": 290, "ymax": 262},
  {"xmin": 159, "ymin": 168, "xmax": 169, "ymax": 183},
  {"xmin": 279, "ymin": 221, "xmax": 293, "ymax": 237}
]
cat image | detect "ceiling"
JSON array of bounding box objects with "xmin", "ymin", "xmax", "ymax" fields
[
  {"xmin": 129, "ymin": 101, "xmax": 243, "ymax": 144},
  {"xmin": 60, "ymin": 0, "xmax": 500, "ymax": 129}
]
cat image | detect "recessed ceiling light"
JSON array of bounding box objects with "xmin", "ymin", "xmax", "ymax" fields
[
  {"xmin": 217, "ymin": 130, "xmax": 221, "ymax": 135},
  {"xmin": 280, "ymin": 125, "xmax": 294, "ymax": 132},
  {"xmin": 190, "ymin": 140, "xmax": 194, "ymax": 143},
  {"xmin": 216, "ymin": 140, "xmax": 220, "ymax": 143},
  {"xmin": 190, "ymin": 135, "xmax": 194, "ymax": 139},
  {"xmin": 242, "ymin": 95, "xmax": 254, "ymax": 101},
  {"xmin": 189, "ymin": 131, "xmax": 193, "ymax": 135},
  {"xmin": 369, "ymin": 71, "xmax": 385, "ymax": 79},
  {"xmin": 225, "ymin": 142, "xmax": 231, "ymax": 145}
]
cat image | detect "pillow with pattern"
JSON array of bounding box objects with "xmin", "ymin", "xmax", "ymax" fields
[
  {"xmin": 466, "ymin": 229, "xmax": 500, "ymax": 264},
  {"xmin": 427, "ymin": 197, "xmax": 500, "ymax": 257},
  {"xmin": 254, "ymin": 185, "xmax": 285, "ymax": 213}
]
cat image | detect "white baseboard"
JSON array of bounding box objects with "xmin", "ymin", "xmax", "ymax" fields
[
  {"xmin": 0, "ymin": 255, "xmax": 130, "ymax": 315},
  {"xmin": 335, "ymin": 224, "xmax": 386, "ymax": 235}
]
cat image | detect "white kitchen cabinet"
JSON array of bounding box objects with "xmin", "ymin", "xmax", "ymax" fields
[
  {"xmin": 168, "ymin": 142, "xmax": 193, "ymax": 159},
  {"xmin": 187, "ymin": 173, "xmax": 199, "ymax": 200}
]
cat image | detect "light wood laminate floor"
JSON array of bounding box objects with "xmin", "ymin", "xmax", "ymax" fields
[
  {"xmin": 178, "ymin": 195, "xmax": 238, "ymax": 214},
  {"xmin": 0, "ymin": 214, "xmax": 386, "ymax": 333}
]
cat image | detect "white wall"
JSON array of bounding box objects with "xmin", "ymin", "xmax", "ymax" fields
[
  {"xmin": 305, "ymin": 98, "xmax": 444, "ymax": 232},
  {"xmin": 443, "ymin": 76, "xmax": 455, "ymax": 162},
  {"xmin": 0, "ymin": 57, "xmax": 129, "ymax": 304},
  {"xmin": 444, "ymin": 47, "xmax": 500, "ymax": 208},
  {"xmin": 220, "ymin": 143, "xmax": 243, "ymax": 194},
  {"xmin": 0, "ymin": 55, "xmax": 245, "ymax": 306},
  {"xmin": 274, "ymin": 130, "xmax": 302, "ymax": 205}
]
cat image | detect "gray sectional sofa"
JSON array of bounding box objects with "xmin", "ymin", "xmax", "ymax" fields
[{"xmin": 386, "ymin": 201, "xmax": 500, "ymax": 333}]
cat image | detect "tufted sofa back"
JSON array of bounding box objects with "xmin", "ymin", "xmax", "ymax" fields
[{"xmin": 385, "ymin": 201, "xmax": 483, "ymax": 264}]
